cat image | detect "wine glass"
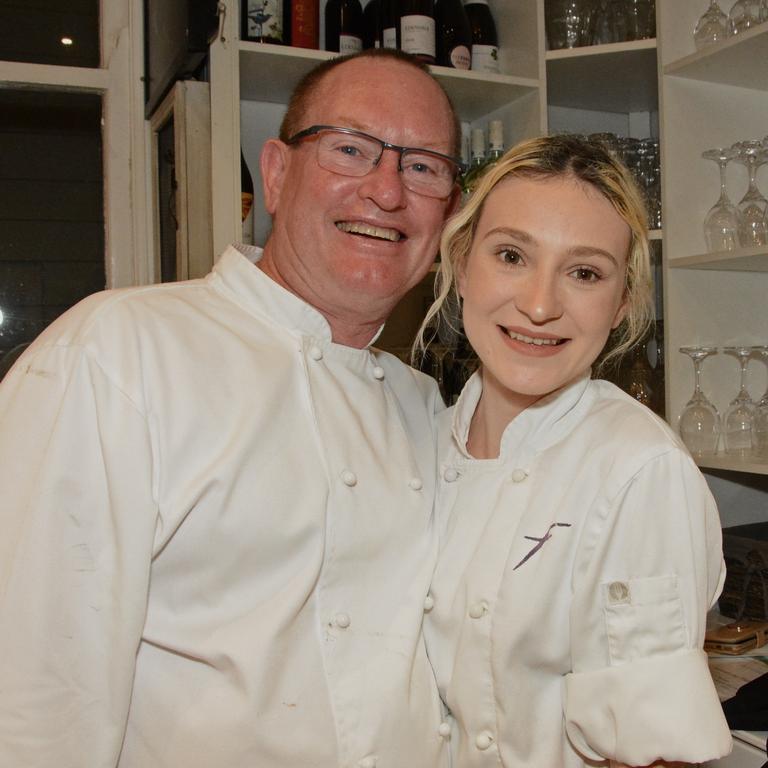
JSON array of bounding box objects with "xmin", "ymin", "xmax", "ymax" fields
[
  {"xmin": 761, "ymin": 0, "xmax": 768, "ymax": 20},
  {"xmin": 702, "ymin": 147, "xmax": 740, "ymax": 252},
  {"xmin": 694, "ymin": 0, "xmax": 728, "ymax": 48},
  {"xmin": 727, "ymin": 0, "xmax": 762, "ymax": 33},
  {"xmin": 722, "ymin": 345, "xmax": 757, "ymax": 458},
  {"xmin": 678, "ymin": 346, "xmax": 721, "ymax": 457},
  {"xmin": 732, "ymin": 141, "xmax": 768, "ymax": 248},
  {"xmin": 752, "ymin": 345, "xmax": 768, "ymax": 460}
]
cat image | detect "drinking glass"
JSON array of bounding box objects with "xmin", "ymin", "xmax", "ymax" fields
[
  {"xmin": 733, "ymin": 140, "xmax": 768, "ymax": 248},
  {"xmin": 694, "ymin": 0, "xmax": 728, "ymax": 48},
  {"xmin": 625, "ymin": 0, "xmax": 656, "ymax": 40},
  {"xmin": 546, "ymin": 0, "xmax": 594, "ymax": 49},
  {"xmin": 722, "ymin": 345, "xmax": 756, "ymax": 458},
  {"xmin": 678, "ymin": 346, "xmax": 720, "ymax": 457},
  {"xmin": 761, "ymin": 0, "xmax": 768, "ymax": 20},
  {"xmin": 702, "ymin": 147, "xmax": 740, "ymax": 252},
  {"xmin": 752, "ymin": 345, "xmax": 768, "ymax": 460},
  {"xmin": 727, "ymin": 0, "xmax": 762, "ymax": 33}
]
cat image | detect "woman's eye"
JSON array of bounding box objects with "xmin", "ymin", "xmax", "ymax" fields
[
  {"xmin": 498, "ymin": 248, "xmax": 522, "ymax": 265},
  {"xmin": 572, "ymin": 267, "xmax": 601, "ymax": 282}
]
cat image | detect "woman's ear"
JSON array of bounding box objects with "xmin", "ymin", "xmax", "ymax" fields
[
  {"xmin": 260, "ymin": 139, "xmax": 289, "ymax": 216},
  {"xmin": 611, "ymin": 295, "xmax": 629, "ymax": 330}
]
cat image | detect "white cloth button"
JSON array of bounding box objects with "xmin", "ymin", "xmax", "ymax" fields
[
  {"xmin": 309, "ymin": 346, "xmax": 323, "ymax": 361},
  {"xmin": 468, "ymin": 601, "xmax": 487, "ymax": 619},
  {"xmin": 475, "ymin": 731, "xmax": 494, "ymax": 750},
  {"xmin": 341, "ymin": 470, "xmax": 357, "ymax": 487},
  {"xmin": 423, "ymin": 594, "xmax": 435, "ymax": 612},
  {"xmin": 372, "ymin": 366, "xmax": 385, "ymax": 380},
  {"xmin": 510, "ymin": 468, "xmax": 528, "ymax": 483},
  {"xmin": 358, "ymin": 757, "xmax": 376, "ymax": 768},
  {"xmin": 443, "ymin": 467, "xmax": 459, "ymax": 482},
  {"xmin": 334, "ymin": 613, "xmax": 351, "ymax": 629},
  {"xmin": 608, "ymin": 581, "xmax": 630, "ymax": 604},
  {"xmin": 438, "ymin": 721, "xmax": 451, "ymax": 739},
  {"xmin": 409, "ymin": 477, "xmax": 423, "ymax": 491}
]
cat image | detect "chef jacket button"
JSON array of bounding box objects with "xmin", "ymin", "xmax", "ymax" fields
[
  {"xmin": 309, "ymin": 346, "xmax": 323, "ymax": 361},
  {"xmin": 341, "ymin": 469, "xmax": 357, "ymax": 487},
  {"xmin": 372, "ymin": 365, "xmax": 385, "ymax": 380},
  {"xmin": 510, "ymin": 468, "xmax": 528, "ymax": 483},
  {"xmin": 423, "ymin": 594, "xmax": 435, "ymax": 612},
  {"xmin": 438, "ymin": 721, "xmax": 451, "ymax": 739},
  {"xmin": 334, "ymin": 612, "xmax": 351, "ymax": 629},
  {"xmin": 443, "ymin": 467, "xmax": 459, "ymax": 483},
  {"xmin": 475, "ymin": 731, "xmax": 494, "ymax": 751},
  {"xmin": 608, "ymin": 581, "xmax": 630, "ymax": 604},
  {"xmin": 409, "ymin": 476, "xmax": 423, "ymax": 491},
  {"xmin": 358, "ymin": 756, "xmax": 377, "ymax": 768},
  {"xmin": 468, "ymin": 601, "xmax": 487, "ymax": 619}
]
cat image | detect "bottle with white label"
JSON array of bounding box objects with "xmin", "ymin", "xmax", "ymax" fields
[
  {"xmin": 463, "ymin": 0, "xmax": 500, "ymax": 73},
  {"xmin": 399, "ymin": 0, "xmax": 436, "ymax": 63},
  {"xmin": 435, "ymin": 0, "xmax": 472, "ymax": 69},
  {"xmin": 461, "ymin": 127, "xmax": 487, "ymax": 195},
  {"xmin": 485, "ymin": 119, "xmax": 504, "ymax": 169},
  {"xmin": 325, "ymin": 0, "xmax": 364, "ymax": 54},
  {"xmin": 380, "ymin": 0, "xmax": 398, "ymax": 48}
]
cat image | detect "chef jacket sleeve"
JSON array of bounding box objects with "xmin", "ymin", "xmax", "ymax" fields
[
  {"xmin": 0, "ymin": 342, "xmax": 157, "ymax": 768},
  {"xmin": 563, "ymin": 447, "xmax": 732, "ymax": 766}
]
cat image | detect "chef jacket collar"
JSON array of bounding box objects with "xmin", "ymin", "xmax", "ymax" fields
[
  {"xmin": 451, "ymin": 368, "xmax": 594, "ymax": 462},
  {"xmin": 213, "ymin": 244, "xmax": 385, "ymax": 348}
]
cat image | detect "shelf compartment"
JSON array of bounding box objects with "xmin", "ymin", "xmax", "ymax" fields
[
  {"xmin": 238, "ymin": 43, "xmax": 540, "ymax": 120},
  {"xmin": 546, "ymin": 39, "xmax": 658, "ymax": 113},
  {"xmin": 668, "ymin": 246, "xmax": 768, "ymax": 272},
  {"xmin": 664, "ymin": 23, "xmax": 768, "ymax": 91}
]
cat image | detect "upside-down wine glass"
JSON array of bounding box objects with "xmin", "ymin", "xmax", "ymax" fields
[
  {"xmin": 727, "ymin": 0, "xmax": 762, "ymax": 33},
  {"xmin": 678, "ymin": 346, "xmax": 721, "ymax": 457},
  {"xmin": 693, "ymin": 0, "xmax": 728, "ymax": 48},
  {"xmin": 722, "ymin": 345, "xmax": 756, "ymax": 459},
  {"xmin": 733, "ymin": 141, "xmax": 768, "ymax": 247},
  {"xmin": 752, "ymin": 345, "xmax": 768, "ymax": 460},
  {"xmin": 702, "ymin": 147, "xmax": 740, "ymax": 252}
]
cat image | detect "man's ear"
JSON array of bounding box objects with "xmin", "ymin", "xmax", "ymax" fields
[{"xmin": 260, "ymin": 139, "xmax": 289, "ymax": 215}]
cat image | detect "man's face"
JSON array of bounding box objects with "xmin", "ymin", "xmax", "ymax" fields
[{"xmin": 260, "ymin": 58, "xmax": 458, "ymax": 329}]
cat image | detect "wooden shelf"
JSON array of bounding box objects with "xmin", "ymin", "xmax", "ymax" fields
[
  {"xmin": 238, "ymin": 42, "xmax": 540, "ymax": 120},
  {"xmin": 546, "ymin": 39, "xmax": 658, "ymax": 113},
  {"xmin": 664, "ymin": 23, "xmax": 768, "ymax": 91},
  {"xmin": 668, "ymin": 246, "xmax": 768, "ymax": 272}
]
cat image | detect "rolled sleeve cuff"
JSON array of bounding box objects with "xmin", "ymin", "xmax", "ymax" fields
[{"xmin": 564, "ymin": 649, "xmax": 732, "ymax": 765}]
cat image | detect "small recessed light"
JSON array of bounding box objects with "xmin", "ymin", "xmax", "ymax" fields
[
  {"xmin": 0, "ymin": 307, "xmax": 4, "ymax": 327},
  {"xmin": 61, "ymin": 37, "xmax": 74, "ymax": 46}
]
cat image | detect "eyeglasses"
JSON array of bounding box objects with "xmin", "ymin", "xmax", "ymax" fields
[{"xmin": 285, "ymin": 125, "xmax": 464, "ymax": 199}]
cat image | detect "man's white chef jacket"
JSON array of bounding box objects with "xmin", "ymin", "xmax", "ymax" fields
[
  {"xmin": 424, "ymin": 372, "xmax": 732, "ymax": 768},
  {"xmin": 0, "ymin": 245, "xmax": 449, "ymax": 768}
]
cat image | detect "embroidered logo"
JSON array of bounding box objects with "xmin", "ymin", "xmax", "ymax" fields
[{"xmin": 512, "ymin": 522, "xmax": 572, "ymax": 571}]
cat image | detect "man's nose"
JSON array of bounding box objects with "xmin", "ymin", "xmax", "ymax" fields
[
  {"xmin": 356, "ymin": 148, "xmax": 407, "ymax": 210},
  {"xmin": 514, "ymin": 272, "xmax": 564, "ymax": 323}
]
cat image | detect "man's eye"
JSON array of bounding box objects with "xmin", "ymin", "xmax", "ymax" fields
[{"xmin": 337, "ymin": 143, "xmax": 362, "ymax": 157}]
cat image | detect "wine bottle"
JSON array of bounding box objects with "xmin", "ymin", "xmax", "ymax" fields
[
  {"xmin": 291, "ymin": 0, "xmax": 319, "ymax": 49},
  {"xmin": 461, "ymin": 127, "xmax": 486, "ymax": 195},
  {"xmin": 241, "ymin": 151, "xmax": 255, "ymax": 246},
  {"xmin": 485, "ymin": 119, "xmax": 504, "ymax": 169},
  {"xmin": 380, "ymin": 0, "xmax": 399, "ymax": 48},
  {"xmin": 363, "ymin": 0, "xmax": 381, "ymax": 48},
  {"xmin": 325, "ymin": 0, "xmax": 364, "ymax": 54},
  {"xmin": 435, "ymin": 0, "xmax": 472, "ymax": 69},
  {"xmin": 460, "ymin": 121, "xmax": 471, "ymax": 168},
  {"xmin": 463, "ymin": 0, "xmax": 499, "ymax": 73},
  {"xmin": 399, "ymin": 0, "xmax": 436, "ymax": 63},
  {"xmin": 242, "ymin": 0, "xmax": 290, "ymax": 45}
]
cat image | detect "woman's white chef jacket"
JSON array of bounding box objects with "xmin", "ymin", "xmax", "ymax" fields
[
  {"xmin": 424, "ymin": 371, "xmax": 732, "ymax": 768},
  {"xmin": 0, "ymin": 245, "xmax": 450, "ymax": 768}
]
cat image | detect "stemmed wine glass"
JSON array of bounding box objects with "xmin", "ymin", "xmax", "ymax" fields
[
  {"xmin": 752, "ymin": 345, "xmax": 768, "ymax": 460},
  {"xmin": 722, "ymin": 345, "xmax": 757, "ymax": 458},
  {"xmin": 694, "ymin": 0, "xmax": 728, "ymax": 48},
  {"xmin": 678, "ymin": 346, "xmax": 720, "ymax": 457},
  {"xmin": 733, "ymin": 140, "xmax": 768, "ymax": 248},
  {"xmin": 702, "ymin": 147, "xmax": 740, "ymax": 252},
  {"xmin": 727, "ymin": 0, "xmax": 763, "ymax": 33}
]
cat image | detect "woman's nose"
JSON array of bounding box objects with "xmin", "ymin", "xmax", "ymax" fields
[{"xmin": 514, "ymin": 272, "xmax": 564, "ymax": 323}]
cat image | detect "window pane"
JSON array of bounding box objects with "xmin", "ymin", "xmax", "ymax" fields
[
  {"xmin": 0, "ymin": 0, "xmax": 99, "ymax": 68},
  {"xmin": 0, "ymin": 89, "xmax": 105, "ymax": 362}
]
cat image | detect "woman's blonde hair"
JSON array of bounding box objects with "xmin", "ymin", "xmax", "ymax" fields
[{"xmin": 415, "ymin": 134, "xmax": 654, "ymax": 371}]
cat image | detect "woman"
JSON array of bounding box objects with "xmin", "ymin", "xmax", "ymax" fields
[{"xmin": 420, "ymin": 136, "xmax": 732, "ymax": 768}]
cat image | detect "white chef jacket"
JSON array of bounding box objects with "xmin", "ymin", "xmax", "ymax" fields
[
  {"xmin": 0, "ymin": 245, "xmax": 450, "ymax": 768},
  {"xmin": 424, "ymin": 371, "xmax": 733, "ymax": 768}
]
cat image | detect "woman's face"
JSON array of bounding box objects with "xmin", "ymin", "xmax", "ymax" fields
[{"xmin": 459, "ymin": 173, "xmax": 630, "ymax": 414}]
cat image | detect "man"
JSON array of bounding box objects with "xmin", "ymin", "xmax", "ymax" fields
[{"xmin": 0, "ymin": 50, "xmax": 461, "ymax": 767}]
